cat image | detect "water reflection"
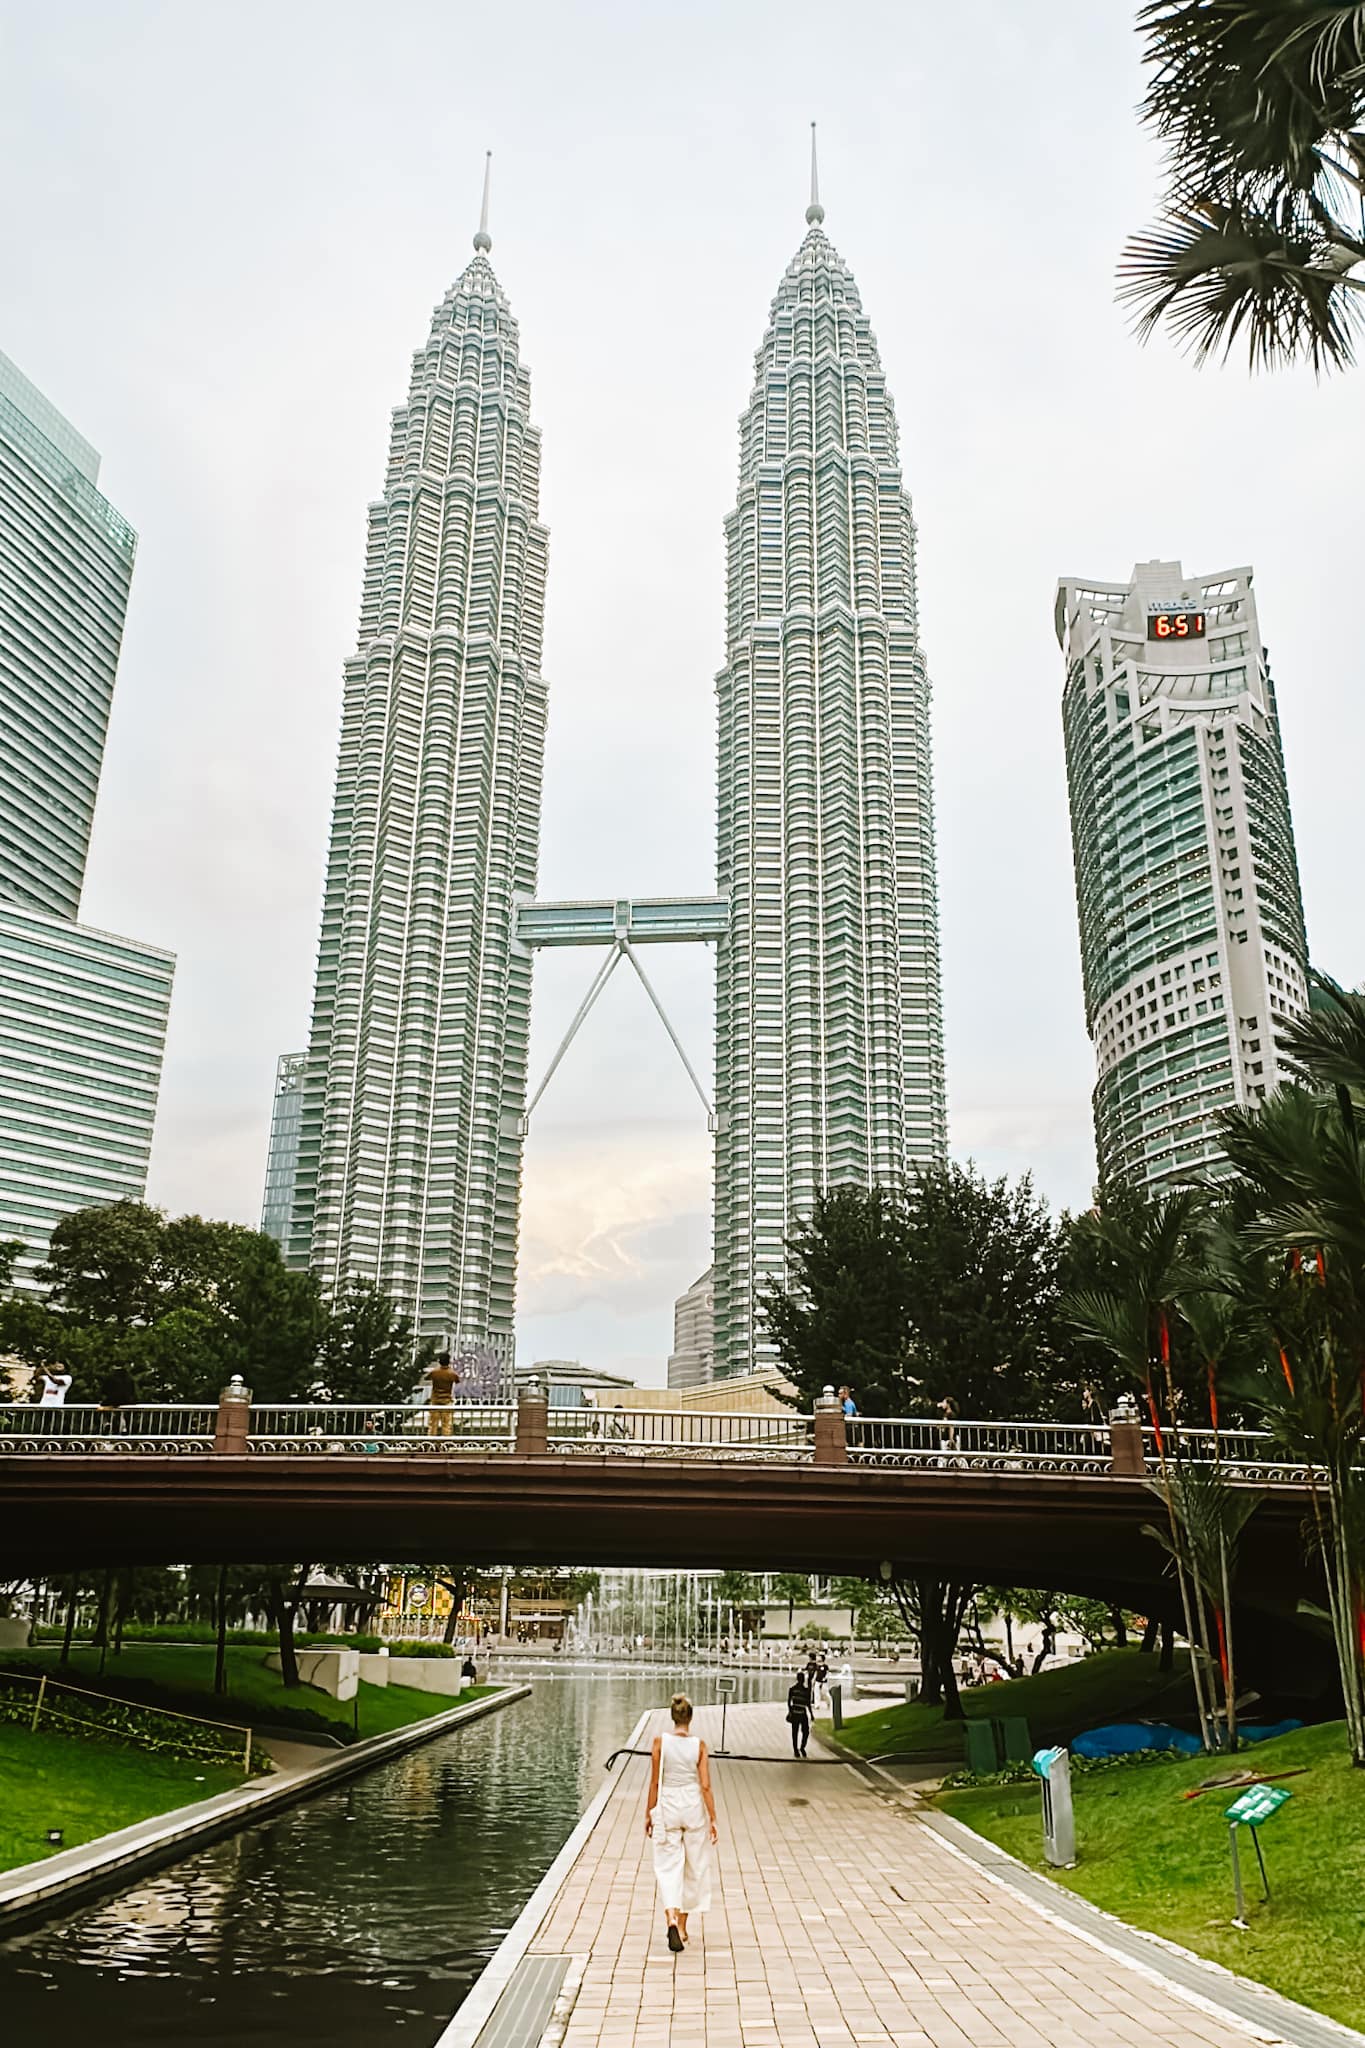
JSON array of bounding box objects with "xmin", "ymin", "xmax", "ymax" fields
[{"xmin": 0, "ymin": 1667, "xmax": 780, "ymax": 2047}]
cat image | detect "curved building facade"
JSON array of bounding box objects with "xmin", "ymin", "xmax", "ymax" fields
[
  {"xmin": 713, "ymin": 190, "xmax": 946, "ymax": 1376},
  {"xmin": 1058, "ymin": 560, "xmax": 1307, "ymax": 1191}
]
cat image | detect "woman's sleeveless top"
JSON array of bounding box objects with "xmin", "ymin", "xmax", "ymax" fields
[{"xmin": 660, "ymin": 1732, "xmax": 701, "ymax": 1789}]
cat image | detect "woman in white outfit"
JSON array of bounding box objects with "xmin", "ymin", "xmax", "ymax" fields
[{"xmin": 644, "ymin": 1692, "xmax": 717, "ymax": 1952}]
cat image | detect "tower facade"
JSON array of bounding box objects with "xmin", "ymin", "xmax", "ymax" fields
[
  {"xmin": 713, "ymin": 169, "xmax": 946, "ymax": 1377},
  {"xmin": 0, "ymin": 348, "xmax": 173, "ymax": 1283},
  {"xmin": 0, "ymin": 348, "xmax": 135, "ymax": 918},
  {"xmin": 1058, "ymin": 560, "xmax": 1308, "ymax": 1190},
  {"xmin": 288, "ymin": 188, "xmax": 549, "ymax": 1349}
]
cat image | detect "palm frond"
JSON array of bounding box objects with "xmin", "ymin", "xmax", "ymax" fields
[
  {"xmin": 1279, "ymin": 973, "xmax": 1365, "ymax": 1097},
  {"xmin": 1137, "ymin": 0, "xmax": 1365, "ymax": 188},
  {"xmin": 1119, "ymin": 189, "xmax": 1365, "ymax": 371},
  {"xmin": 1062, "ymin": 1287, "xmax": 1150, "ymax": 1377}
]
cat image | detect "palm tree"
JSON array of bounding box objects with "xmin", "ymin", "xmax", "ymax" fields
[
  {"xmin": 1065, "ymin": 1189, "xmax": 1223, "ymax": 1747},
  {"xmin": 1120, "ymin": 2, "xmax": 1365, "ymax": 370},
  {"xmin": 1218, "ymin": 982, "xmax": 1365, "ymax": 1763}
]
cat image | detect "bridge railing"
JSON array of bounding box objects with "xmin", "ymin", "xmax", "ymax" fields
[
  {"xmin": 544, "ymin": 1406, "xmax": 813, "ymax": 1459},
  {"xmin": 847, "ymin": 1416, "xmax": 1115, "ymax": 1474},
  {"xmin": 246, "ymin": 1403, "xmax": 516, "ymax": 1452},
  {"xmin": 0, "ymin": 1402, "xmax": 218, "ymax": 1453},
  {"xmin": 1142, "ymin": 1426, "xmax": 1321, "ymax": 1485}
]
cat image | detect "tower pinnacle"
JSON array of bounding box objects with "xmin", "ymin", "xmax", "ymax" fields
[
  {"xmin": 806, "ymin": 122, "xmax": 824, "ymax": 226},
  {"xmin": 473, "ymin": 151, "xmax": 493, "ymax": 253}
]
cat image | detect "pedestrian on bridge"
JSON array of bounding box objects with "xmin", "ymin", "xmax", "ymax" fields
[{"xmin": 644, "ymin": 1693, "xmax": 716, "ymax": 1953}]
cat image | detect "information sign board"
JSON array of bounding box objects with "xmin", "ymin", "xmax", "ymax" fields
[{"xmin": 1226, "ymin": 1784, "xmax": 1291, "ymax": 1826}]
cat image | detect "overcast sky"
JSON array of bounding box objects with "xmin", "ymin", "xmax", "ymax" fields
[{"xmin": 2, "ymin": 2, "xmax": 1360, "ymax": 1384}]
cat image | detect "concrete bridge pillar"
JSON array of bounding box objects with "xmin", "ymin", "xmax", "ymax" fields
[
  {"xmin": 213, "ymin": 1374, "xmax": 252, "ymax": 1454},
  {"xmin": 515, "ymin": 1378, "xmax": 549, "ymax": 1457},
  {"xmin": 1108, "ymin": 1396, "xmax": 1147, "ymax": 1477},
  {"xmin": 813, "ymin": 1386, "xmax": 847, "ymax": 1467}
]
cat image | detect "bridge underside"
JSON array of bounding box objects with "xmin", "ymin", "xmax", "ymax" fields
[{"xmin": 2, "ymin": 1456, "xmax": 1318, "ymax": 1624}]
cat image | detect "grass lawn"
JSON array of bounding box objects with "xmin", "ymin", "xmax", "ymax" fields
[
  {"xmin": 821, "ymin": 1648, "xmax": 1195, "ymax": 1766},
  {"xmin": 0, "ymin": 1720, "xmax": 242, "ymax": 1874},
  {"xmin": 0, "ymin": 1642, "xmax": 498, "ymax": 1744},
  {"xmin": 941, "ymin": 1720, "xmax": 1365, "ymax": 2031}
]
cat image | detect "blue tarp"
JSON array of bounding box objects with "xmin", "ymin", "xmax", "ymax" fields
[
  {"xmin": 1071, "ymin": 1722, "xmax": 1204, "ymax": 1758},
  {"xmin": 1071, "ymin": 1718, "xmax": 1304, "ymax": 1759}
]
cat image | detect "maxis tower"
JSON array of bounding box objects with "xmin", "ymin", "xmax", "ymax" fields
[{"xmin": 284, "ymin": 149, "xmax": 946, "ymax": 1372}]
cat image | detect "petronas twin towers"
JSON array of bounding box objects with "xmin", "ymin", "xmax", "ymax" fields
[{"xmin": 285, "ymin": 148, "xmax": 946, "ymax": 1378}]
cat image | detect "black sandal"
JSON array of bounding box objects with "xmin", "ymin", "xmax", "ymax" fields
[{"xmin": 667, "ymin": 1925, "xmax": 683, "ymax": 1953}]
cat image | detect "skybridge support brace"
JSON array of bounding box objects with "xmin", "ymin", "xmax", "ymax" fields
[{"xmin": 515, "ymin": 894, "xmax": 726, "ymax": 1135}]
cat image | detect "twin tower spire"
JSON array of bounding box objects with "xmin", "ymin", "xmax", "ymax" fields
[
  {"xmin": 287, "ymin": 137, "xmax": 945, "ymax": 1381},
  {"xmin": 470, "ymin": 126, "xmax": 826, "ymax": 253}
]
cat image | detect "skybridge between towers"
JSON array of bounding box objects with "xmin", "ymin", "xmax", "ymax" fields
[{"xmin": 514, "ymin": 893, "xmax": 729, "ymax": 1135}]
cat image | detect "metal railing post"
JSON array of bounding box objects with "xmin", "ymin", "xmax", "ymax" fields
[
  {"xmin": 1108, "ymin": 1395, "xmax": 1147, "ymax": 1476},
  {"xmin": 213, "ymin": 1375, "xmax": 252, "ymax": 1454},
  {"xmin": 813, "ymin": 1386, "xmax": 847, "ymax": 1467},
  {"xmin": 515, "ymin": 1378, "xmax": 549, "ymax": 1457},
  {"xmin": 29, "ymin": 1672, "xmax": 46, "ymax": 1731}
]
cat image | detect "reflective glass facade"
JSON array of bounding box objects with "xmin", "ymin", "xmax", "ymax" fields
[
  {"xmin": 1058, "ymin": 560, "xmax": 1308, "ymax": 1191},
  {"xmin": 0, "ymin": 902, "xmax": 173, "ymax": 1280},
  {"xmin": 0, "ymin": 351, "xmax": 172, "ymax": 1279},
  {"xmin": 0, "ymin": 349, "xmax": 136, "ymax": 919},
  {"xmin": 260, "ymin": 1051, "xmax": 305, "ymax": 1244}
]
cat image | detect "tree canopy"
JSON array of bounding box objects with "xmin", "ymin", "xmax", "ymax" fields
[
  {"xmin": 761, "ymin": 1163, "xmax": 1081, "ymax": 1419},
  {"xmin": 0, "ymin": 1200, "xmax": 423, "ymax": 1407}
]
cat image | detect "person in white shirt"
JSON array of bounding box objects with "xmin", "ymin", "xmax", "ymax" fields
[
  {"xmin": 644, "ymin": 1692, "xmax": 717, "ymax": 1951},
  {"xmin": 38, "ymin": 1370, "xmax": 72, "ymax": 1408}
]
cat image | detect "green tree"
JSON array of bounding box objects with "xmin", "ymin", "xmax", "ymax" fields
[
  {"xmin": 1120, "ymin": 0, "xmax": 1365, "ymax": 371},
  {"xmin": 315, "ymin": 1279, "xmax": 427, "ymax": 1403},
  {"xmin": 38, "ymin": 1200, "xmax": 165, "ymax": 1328},
  {"xmin": 1064, "ymin": 1189, "xmax": 1225, "ymax": 1749},
  {"xmin": 1215, "ymin": 981, "xmax": 1365, "ymax": 1764},
  {"xmin": 765, "ymin": 1166, "xmax": 1075, "ymax": 1715},
  {"xmin": 771, "ymin": 1572, "xmax": 812, "ymax": 1636},
  {"xmin": 761, "ymin": 1185, "xmax": 914, "ymax": 1411}
]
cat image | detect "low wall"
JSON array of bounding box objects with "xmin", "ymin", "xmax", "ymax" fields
[
  {"xmin": 265, "ymin": 1646, "xmax": 359, "ymax": 1702},
  {"xmin": 377, "ymin": 1656, "xmax": 469, "ymax": 1697}
]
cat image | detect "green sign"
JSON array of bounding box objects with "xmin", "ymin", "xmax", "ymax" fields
[{"xmin": 1226, "ymin": 1784, "xmax": 1291, "ymax": 1826}]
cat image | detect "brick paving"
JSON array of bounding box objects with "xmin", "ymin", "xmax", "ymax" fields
[{"xmin": 528, "ymin": 1702, "xmax": 1266, "ymax": 2048}]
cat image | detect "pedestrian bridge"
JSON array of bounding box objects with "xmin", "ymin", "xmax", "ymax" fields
[{"xmin": 0, "ymin": 1396, "xmax": 1322, "ymax": 1626}]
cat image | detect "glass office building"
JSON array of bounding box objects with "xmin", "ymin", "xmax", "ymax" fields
[
  {"xmin": 0, "ymin": 347, "xmax": 137, "ymax": 920},
  {"xmin": 0, "ymin": 902, "xmax": 173, "ymax": 1279},
  {"xmin": 0, "ymin": 350, "xmax": 173, "ymax": 1279},
  {"xmin": 1058, "ymin": 559, "xmax": 1308, "ymax": 1190},
  {"xmin": 260, "ymin": 1051, "xmax": 306, "ymax": 1244}
]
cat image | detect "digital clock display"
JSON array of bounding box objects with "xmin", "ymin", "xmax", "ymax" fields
[{"xmin": 1147, "ymin": 610, "xmax": 1206, "ymax": 641}]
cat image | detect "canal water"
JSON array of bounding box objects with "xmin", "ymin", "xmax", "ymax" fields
[{"xmin": 0, "ymin": 1666, "xmax": 778, "ymax": 2047}]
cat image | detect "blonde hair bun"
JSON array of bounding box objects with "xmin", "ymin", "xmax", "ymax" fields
[{"xmin": 669, "ymin": 1692, "xmax": 693, "ymax": 1723}]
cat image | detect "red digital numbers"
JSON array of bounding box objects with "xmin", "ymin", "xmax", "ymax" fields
[{"xmin": 1147, "ymin": 611, "xmax": 1206, "ymax": 642}]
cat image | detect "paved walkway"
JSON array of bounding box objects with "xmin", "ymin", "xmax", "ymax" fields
[{"xmin": 525, "ymin": 1703, "xmax": 1278, "ymax": 2048}]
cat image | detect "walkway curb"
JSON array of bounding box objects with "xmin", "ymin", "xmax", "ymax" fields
[
  {"xmin": 434, "ymin": 1709, "xmax": 652, "ymax": 2048},
  {"xmin": 840, "ymin": 1744, "xmax": 1365, "ymax": 2048},
  {"xmin": 0, "ymin": 1682, "xmax": 531, "ymax": 1937}
]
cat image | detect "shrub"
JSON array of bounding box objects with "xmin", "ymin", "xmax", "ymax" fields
[
  {"xmin": 0, "ymin": 1669, "xmax": 255, "ymax": 1771},
  {"xmin": 385, "ymin": 1640, "xmax": 456, "ymax": 1658}
]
